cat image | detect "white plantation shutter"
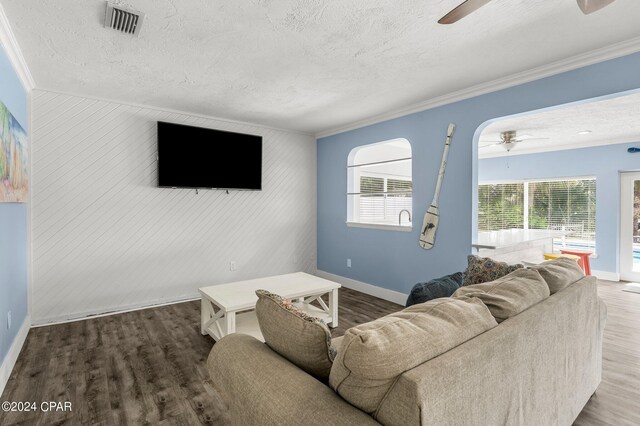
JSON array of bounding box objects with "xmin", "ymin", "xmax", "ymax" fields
[
  {"xmin": 386, "ymin": 178, "xmax": 412, "ymax": 221},
  {"xmin": 357, "ymin": 176, "xmax": 412, "ymax": 224},
  {"xmin": 360, "ymin": 176, "xmax": 384, "ymax": 193},
  {"xmin": 478, "ymin": 178, "xmax": 596, "ymax": 250},
  {"xmin": 358, "ymin": 176, "xmax": 385, "ymax": 223},
  {"xmin": 388, "ymin": 178, "xmax": 412, "ymax": 193}
]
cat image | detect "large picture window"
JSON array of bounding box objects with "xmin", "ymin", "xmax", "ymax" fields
[
  {"xmin": 347, "ymin": 139, "xmax": 412, "ymax": 229},
  {"xmin": 478, "ymin": 178, "xmax": 596, "ymax": 251}
]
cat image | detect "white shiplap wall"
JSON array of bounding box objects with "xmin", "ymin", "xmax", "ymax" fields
[{"xmin": 31, "ymin": 90, "xmax": 317, "ymax": 324}]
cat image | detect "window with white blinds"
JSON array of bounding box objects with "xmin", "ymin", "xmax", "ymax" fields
[
  {"xmin": 477, "ymin": 183, "xmax": 525, "ymax": 230},
  {"xmin": 347, "ymin": 139, "xmax": 412, "ymax": 228},
  {"xmin": 358, "ymin": 176, "xmax": 412, "ymax": 224},
  {"xmin": 478, "ymin": 178, "xmax": 596, "ymax": 251}
]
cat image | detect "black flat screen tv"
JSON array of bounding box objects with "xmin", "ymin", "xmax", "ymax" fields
[{"xmin": 157, "ymin": 121, "xmax": 262, "ymax": 190}]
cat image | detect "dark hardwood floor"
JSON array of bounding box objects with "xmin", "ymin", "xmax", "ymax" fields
[
  {"xmin": 0, "ymin": 288, "xmax": 401, "ymax": 426},
  {"xmin": 1, "ymin": 281, "xmax": 638, "ymax": 425}
]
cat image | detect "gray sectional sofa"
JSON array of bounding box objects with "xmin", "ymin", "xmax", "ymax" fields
[{"xmin": 207, "ymin": 262, "xmax": 606, "ymax": 425}]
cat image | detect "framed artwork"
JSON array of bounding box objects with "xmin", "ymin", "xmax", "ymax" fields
[{"xmin": 0, "ymin": 100, "xmax": 28, "ymax": 203}]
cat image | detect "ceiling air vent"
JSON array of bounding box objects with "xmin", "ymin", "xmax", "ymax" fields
[{"xmin": 104, "ymin": 3, "xmax": 145, "ymax": 36}]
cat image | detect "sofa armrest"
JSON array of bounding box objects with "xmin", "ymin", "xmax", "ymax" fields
[
  {"xmin": 598, "ymin": 295, "xmax": 607, "ymax": 332},
  {"xmin": 207, "ymin": 333, "xmax": 379, "ymax": 426}
]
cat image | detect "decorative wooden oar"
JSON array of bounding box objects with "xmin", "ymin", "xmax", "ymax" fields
[{"xmin": 419, "ymin": 123, "xmax": 456, "ymax": 250}]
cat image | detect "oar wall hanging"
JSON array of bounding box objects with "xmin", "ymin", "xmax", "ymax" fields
[{"xmin": 419, "ymin": 123, "xmax": 456, "ymax": 250}]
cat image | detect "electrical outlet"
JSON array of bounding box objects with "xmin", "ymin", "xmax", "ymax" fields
[
  {"xmin": 347, "ymin": 258, "xmax": 352, "ymax": 268},
  {"xmin": 7, "ymin": 311, "xmax": 11, "ymax": 330},
  {"xmin": 229, "ymin": 261, "xmax": 237, "ymax": 271}
]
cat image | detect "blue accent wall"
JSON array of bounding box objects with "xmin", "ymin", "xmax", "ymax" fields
[
  {"xmin": 0, "ymin": 44, "xmax": 29, "ymax": 365},
  {"xmin": 479, "ymin": 143, "xmax": 640, "ymax": 273},
  {"xmin": 318, "ymin": 52, "xmax": 640, "ymax": 294}
]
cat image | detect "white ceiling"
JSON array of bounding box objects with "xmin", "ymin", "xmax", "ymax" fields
[
  {"xmin": 3, "ymin": 0, "xmax": 640, "ymax": 134},
  {"xmin": 478, "ymin": 90, "xmax": 640, "ymax": 158}
]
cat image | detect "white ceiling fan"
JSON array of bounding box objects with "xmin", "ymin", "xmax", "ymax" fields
[
  {"xmin": 438, "ymin": 0, "xmax": 616, "ymax": 24},
  {"xmin": 479, "ymin": 130, "xmax": 549, "ymax": 152}
]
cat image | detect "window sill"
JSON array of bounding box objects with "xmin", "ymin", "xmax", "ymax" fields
[{"xmin": 346, "ymin": 222, "xmax": 413, "ymax": 232}]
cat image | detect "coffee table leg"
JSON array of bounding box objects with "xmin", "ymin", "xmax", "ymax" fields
[
  {"xmin": 201, "ymin": 298, "xmax": 212, "ymax": 335},
  {"xmin": 329, "ymin": 288, "xmax": 339, "ymax": 328},
  {"xmin": 224, "ymin": 310, "xmax": 236, "ymax": 336}
]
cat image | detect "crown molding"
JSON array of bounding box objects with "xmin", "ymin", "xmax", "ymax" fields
[
  {"xmin": 0, "ymin": 3, "xmax": 35, "ymax": 90},
  {"xmin": 34, "ymin": 88, "xmax": 314, "ymax": 137},
  {"xmin": 315, "ymin": 36, "xmax": 640, "ymax": 139}
]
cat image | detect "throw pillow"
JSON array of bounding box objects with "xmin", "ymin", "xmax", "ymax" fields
[
  {"xmin": 453, "ymin": 268, "xmax": 550, "ymax": 322},
  {"xmin": 463, "ymin": 254, "xmax": 523, "ymax": 286},
  {"xmin": 406, "ymin": 271, "xmax": 464, "ymax": 307},
  {"xmin": 329, "ymin": 297, "xmax": 498, "ymax": 415},
  {"xmin": 528, "ymin": 257, "xmax": 585, "ymax": 294},
  {"xmin": 255, "ymin": 290, "xmax": 336, "ymax": 380}
]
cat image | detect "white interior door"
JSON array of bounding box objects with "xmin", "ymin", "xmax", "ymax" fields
[{"xmin": 620, "ymin": 172, "xmax": 640, "ymax": 281}]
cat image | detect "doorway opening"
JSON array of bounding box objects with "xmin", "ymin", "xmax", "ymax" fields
[{"xmin": 472, "ymin": 89, "xmax": 640, "ymax": 279}]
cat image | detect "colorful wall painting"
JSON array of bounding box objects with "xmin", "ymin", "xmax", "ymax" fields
[{"xmin": 0, "ymin": 100, "xmax": 28, "ymax": 203}]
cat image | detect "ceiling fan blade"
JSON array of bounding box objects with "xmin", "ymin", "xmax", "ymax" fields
[
  {"xmin": 479, "ymin": 142, "xmax": 503, "ymax": 148},
  {"xmin": 438, "ymin": 0, "xmax": 493, "ymax": 24},
  {"xmin": 517, "ymin": 137, "xmax": 550, "ymax": 141},
  {"xmin": 576, "ymin": 0, "xmax": 616, "ymax": 15}
]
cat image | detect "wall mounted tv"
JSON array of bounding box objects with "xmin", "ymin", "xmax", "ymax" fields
[{"xmin": 157, "ymin": 121, "xmax": 262, "ymax": 191}]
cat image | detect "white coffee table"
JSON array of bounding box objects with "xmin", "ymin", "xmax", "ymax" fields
[{"xmin": 199, "ymin": 272, "xmax": 341, "ymax": 342}]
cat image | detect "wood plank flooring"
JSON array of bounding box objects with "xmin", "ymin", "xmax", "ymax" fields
[
  {"xmin": 574, "ymin": 280, "xmax": 640, "ymax": 426},
  {"xmin": 1, "ymin": 281, "xmax": 638, "ymax": 425}
]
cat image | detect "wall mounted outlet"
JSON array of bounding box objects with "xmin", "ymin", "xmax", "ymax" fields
[
  {"xmin": 347, "ymin": 258, "xmax": 352, "ymax": 268},
  {"xmin": 7, "ymin": 311, "xmax": 11, "ymax": 330},
  {"xmin": 229, "ymin": 261, "xmax": 237, "ymax": 271}
]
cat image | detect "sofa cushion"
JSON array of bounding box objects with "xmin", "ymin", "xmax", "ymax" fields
[
  {"xmin": 406, "ymin": 271, "xmax": 464, "ymax": 307},
  {"xmin": 453, "ymin": 268, "xmax": 550, "ymax": 322},
  {"xmin": 463, "ymin": 254, "xmax": 523, "ymax": 286},
  {"xmin": 529, "ymin": 257, "xmax": 585, "ymax": 294},
  {"xmin": 255, "ymin": 290, "xmax": 336, "ymax": 380},
  {"xmin": 328, "ymin": 297, "xmax": 498, "ymax": 415}
]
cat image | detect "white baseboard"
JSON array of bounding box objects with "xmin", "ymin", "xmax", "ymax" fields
[
  {"xmin": 0, "ymin": 315, "xmax": 30, "ymax": 396},
  {"xmin": 592, "ymin": 270, "xmax": 620, "ymax": 282},
  {"xmin": 316, "ymin": 270, "xmax": 407, "ymax": 306},
  {"xmin": 32, "ymin": 293, "xmax": 200, "ymax": 327}
]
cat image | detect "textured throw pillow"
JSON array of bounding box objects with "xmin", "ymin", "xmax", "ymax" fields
[
  {"xmin": 406, "ymin": 271, "xmax": 464, "ymax": 307},
  {"xmin": 453, "ymin": 268, "xmax": 550, "ymax": 322},
  {"xmin": 463, "ymin": 254, "xmax": 523, "ymax": 286},
  {"xmin": 255, "ymin": 290, "xmax": 336, "ymax": 380},
  {"xmin": 329, "ymin": 297, "xmax": 498, "ymax": 415},
  {"xmin": 529, "ymin": 257, "xmax": 585, "ymax": 294}
]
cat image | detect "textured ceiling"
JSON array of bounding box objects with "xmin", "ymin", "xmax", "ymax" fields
[
  {"xmin": 478, "ymin": 90, "xmax": 640, "ymax": 158},
  {"xmin": 3, "ymin": 0, "xmax": 640, "ymax": 133}
]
